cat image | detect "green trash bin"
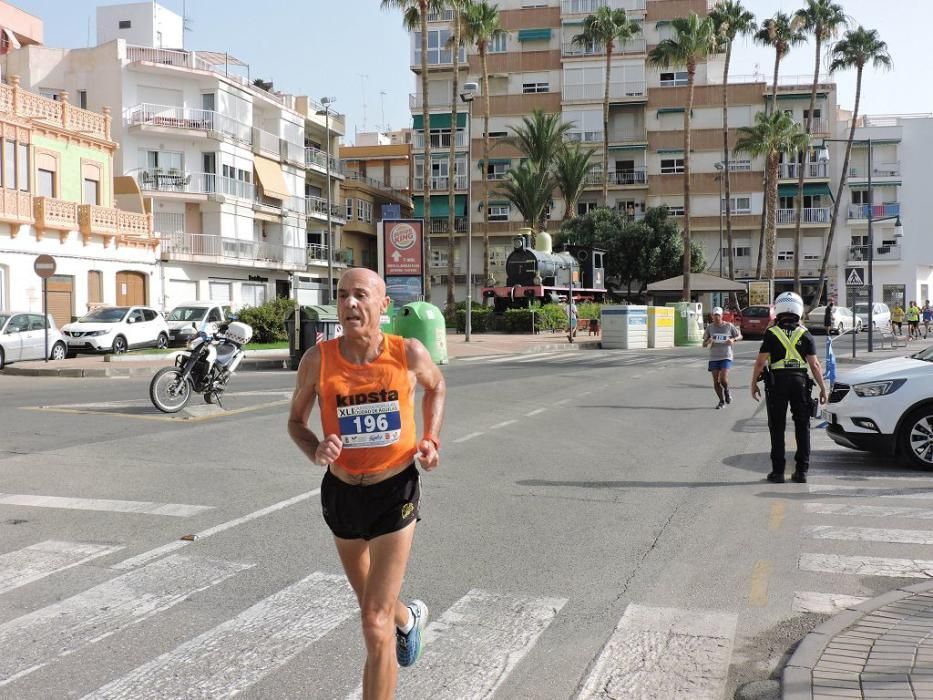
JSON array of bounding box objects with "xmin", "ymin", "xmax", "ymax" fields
[
  {"xmin": 380, "ymin": 301, "xmax": 396, "ymax": 335},
  {"xmin": 286, "ymin": 305, "xmax": 341, "ymax": 370},
  {"xmin": 666, "ymin": 301, "xmax": 704, "ymax": 347},
  {"xmin": 393, "ymin": 301, "xmax": 448, "ymax": 365}
]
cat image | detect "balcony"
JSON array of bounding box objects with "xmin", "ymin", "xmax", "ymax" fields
[
  {"xmin": 410, "ymin": 48, "xmax": 466, "ymax": 70},
  {"xmin": 413, "ymin": 132, "xmax": 467, "ymax": 149},
  {"xmin": 584, "ymin": 167, "xmax": 648, "ymax": 187},
  {"xmin": 414, "ymin": 175, "xmax": 469, "ymax": 191},
  {"xmin": 136, "ymin": 171, "xmax": 255, "ymax": 200},
  {"xmin": 775, "ymin": 207, "xmax": 831, "ymax": 225},
  {"xmin": 0, "ymin": 76, "xmax": 110, "ymax": 141},
  {"xmin": 848, "ymin": 162, "xmax": 901, "ymax": 179},
  {"xmin": 608, "ymin": 126, "xmax": 648, "ymax": 143},
  {"xmin": 779, "ymin": 162, "xmax": 829, "ymax": 179},
  {"xmin": 306, "ymin": 243, "xmax": 349, "ymax": 266},
  {"xmin": 252, "ymin": 127, "xmax": 282, "ymax": 158},
  {"xmin": 306, "ymin": 195, "xmax": 346, "ymax": 222},
  {"xmin": 305, "ymin": 146, "xmax": 342, "ymax": 175},
  {"xmin": 561, "ymin": 0, "xmax": 646, "ymax": 13},
  {"xmin": 125, "ymin": 103, "xmax": 250, "ymax": 144},
  {"xmin": 343, "ymin": 172, "xmax": 411, "ymax": 202},
  {"xmin": 566, "ymin": 130, "xmax": 603, "ymax": 144},
  {"xmin": 409, "ymin": 93, "xmax": 458, "ymax": 110},
  {"xmin": 562, "ymin": 81, "xmax": 647, "ymax": 102},
  {"xmin": 562, "ymin": 38, "xmax": 647, "ymax": 57},
  {"xmin": 848, "ymin": 244, "xmax": 902, "ymax": 263},
  {"xmin": 33, "ymin": 197, "xmax": 78, "ymax": 238},
  {"xmin": 429, "ymin": 217, "xmax": 468, "ymax": 234},
  {"xmin": 159, "ymin": 231, "xmax": 306, "ymax": 270},
  {"xmin": 78, "ymin": 205, "xmax": 154, "ymax": 245},
  {"xmin": 847, "ymin": 203, "xmax": 900, "ymax": 220},
  {"xmin": 0, "ymin": 188, "xmax": 34, "ymax": 226}
]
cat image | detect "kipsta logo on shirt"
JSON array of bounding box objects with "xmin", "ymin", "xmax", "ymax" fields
[{"xmin": 335, "ymin": 390, "xmax": 399, "ymax": 407}]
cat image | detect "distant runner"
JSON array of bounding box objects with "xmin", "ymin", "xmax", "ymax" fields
[{"xmin": 703, "ymin": 306, "xmax": 742, "ymax": 409}]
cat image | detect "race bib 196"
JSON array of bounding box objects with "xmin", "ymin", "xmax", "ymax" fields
[{"xmin": 337, "ymin": 401, "xmax": 402, "ymax": 448}]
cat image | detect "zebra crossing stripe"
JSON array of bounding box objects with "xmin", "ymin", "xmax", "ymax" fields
[
  {"xmin": 793, "ymin": 591, "xmax": 868, "ymax": 615},
  {"xmin": 805, "ymin": 503, "xmax": 933, "ymax": 520},
  {"xmin": 488, "ymin": 352, "xmax": 562, "ymax": 364},
  {"xmin": 347, "ymin": 589, "xmax": 566, "ymax": 700},
  {"xmin": 0, "ymin": 554, "xmax": 251, "ymax": 686},
  {"xmin": 0, "ymin": 493, "xmax": 213, "ymax": 517},
  {"xmin": 82, "ymin": 572, "xmax": 356, "ymax": 699},
  {"xmin": 799, "ymin": 552, "xmax": 933, "ymax": 579},
  {"xmin": 808, "ymin": 485, "xmax": 933, "ymax": 500},
  {"xmin": 0, "ymin": 541, "xmax": 123, "ymax": 595},
  {"xmin": 804, "ymin": 525, "xmax": 933, "ymax": 545},
  {"xmin": 576, "ymin": 604, "xmax": 737, "ymax": 700},
  {"xmin": 808, "ymin": 470, "xmax": 932, "ymax": 481},
  {"xmin": 515, "ymin": 352, "xmax": 575, "ymax": 363}
]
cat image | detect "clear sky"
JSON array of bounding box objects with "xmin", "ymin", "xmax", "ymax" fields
[{"xmin": 12, "ymin": 0, "xmax": 931, "ymax": 143}]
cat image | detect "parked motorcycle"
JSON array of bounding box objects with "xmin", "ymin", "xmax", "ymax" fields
[{"xmin": 149, "ymin": 319, "xmax": 253, "ymax": 413}]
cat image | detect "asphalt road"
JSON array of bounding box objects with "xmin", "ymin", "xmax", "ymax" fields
[{"xmin": 0, "ymin": 341, "xmax": 926, "ymax": 699}]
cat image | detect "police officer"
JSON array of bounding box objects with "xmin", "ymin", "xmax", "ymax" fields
[{"xmin": 750, "ymin": 292, "xmax": 828, "ymax": 483}]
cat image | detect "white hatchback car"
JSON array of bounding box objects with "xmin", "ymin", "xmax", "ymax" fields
[
  {"xmin": 854, "ymin": 302, "xmax": 891, "ymax": 332},
  {"xmin": 824, "ymin": 345, "xmax": 933, "ymax": 468},
  {"xmin": 62, "ymin": 306, "xmax": 169, "ymax": 355},
  {"xmin": 0, "ymin": 312, "xmax": 67, "ymax": 369}
]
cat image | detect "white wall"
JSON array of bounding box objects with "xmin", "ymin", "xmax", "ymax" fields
[{"xmin": 97, "ymin": 2, "xmax": 183, "ymax": 49}]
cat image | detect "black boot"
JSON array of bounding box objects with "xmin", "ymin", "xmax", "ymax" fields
[
  {"xmin": 766, "ymin": 471, "xmax": 785, "ymax": 483},
  {"xmin": 791, "ymin": 470, "xmax": 807, "ymax": 483}
]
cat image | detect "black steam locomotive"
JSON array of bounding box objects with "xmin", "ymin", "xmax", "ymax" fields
[{"xmin": 482, "ymin": 234, "xmax": 607, "ymax": 311}]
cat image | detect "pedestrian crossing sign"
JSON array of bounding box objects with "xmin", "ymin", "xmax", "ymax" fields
[{"xmin": 845, "ymin": 267, "xmax": 866, "ymax": 287}]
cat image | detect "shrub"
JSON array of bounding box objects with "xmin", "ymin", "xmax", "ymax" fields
[
  {"xmin": 536, "ymin": 303, "xmax": 568, "ymax": 331},
  {"xmin": 236, "ymin": 297, "xmax": 295, "ymax": 344},
  {"xmin": 455, "ymin": 307, "xmax": 494, "ymax": 333}
]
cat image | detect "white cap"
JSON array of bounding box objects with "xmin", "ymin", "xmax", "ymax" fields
[{"xmin": 712, "ymin": 306, "xmax": 723, "ymax": 316}]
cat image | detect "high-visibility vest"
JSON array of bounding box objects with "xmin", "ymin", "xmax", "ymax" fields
[{"xmin": 769, "ymin": 326, "xmax": 808, "ymax": 371}]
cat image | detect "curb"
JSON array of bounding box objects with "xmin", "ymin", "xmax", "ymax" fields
[
  {"xmin": 104, "ymin": 348, "xmax": 288, "ymax": 363},
  {"xmin": 782, "ymin": 579, "xmax": 933, "ymax": 699},
  {"xmin": 0, "ymin": 357, "xmax": 288, "ymax": 378}
]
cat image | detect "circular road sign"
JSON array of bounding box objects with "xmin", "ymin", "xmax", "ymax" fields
[{"xmin": 34, "ymin": 254, "xmax": 57, "ymax": 279}]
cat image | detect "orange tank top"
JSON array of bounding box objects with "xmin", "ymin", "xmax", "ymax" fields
[{"xmin": 318, "ymin": 334, "xmax": 417, "ymax": 475}]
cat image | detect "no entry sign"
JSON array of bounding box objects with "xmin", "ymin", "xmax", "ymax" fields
[{"xmin": 34, "ymin": 254, "xmax": 56, "ymax": 278}]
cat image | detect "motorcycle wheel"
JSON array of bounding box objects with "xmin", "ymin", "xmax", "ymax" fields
[{"xmin": 149, "ymin": 367, "xmax": 192, "ymax": 413}]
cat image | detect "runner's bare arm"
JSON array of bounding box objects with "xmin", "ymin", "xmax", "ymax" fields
[
  {"xmin": 287, "ymin": 347, "xmax": 342, "ymax": 466},
  {"xmin": 406, "ymin": 338, "xmax": 446, "ymax": 470}
]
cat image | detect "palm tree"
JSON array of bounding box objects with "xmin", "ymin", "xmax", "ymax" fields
[
  {"xmin": 554, "ymin": 143, "xmax": 596, "ymax": 222},
  {"xmin": 571, "ymin": 7, "xmax": 641, "ymax": 206},
  {"xmin": 498, "ymin": 161, "xmax": 555, "ymax": 239},
  {"xmin": 647, "ymin": 12, "xmax": 718, "ymax": 302},
  {"xmin": 444, "ymin": 0, "xmax": 468, "ymax": 312},
  {"xmin": 791, "ymin": 0, "xmax": 847, "ymax": 297},
  {"xmin": 709, "ymin": 0, "xmax": 756, "ymax": 281},
  {"xmin": 811, "ymin": 26, "xmax": 892, "ymax": 308},
  {"xmin": 461, "ymin": 0, "xmax": 503, "ymax": 293},
  {"xmin": 752, "ymin": 12, "xmax": 805, "ymax": 278},
  {"xmin": 380, "ymin": 0, "xmax": 445, "ymax": 299},
  {"xmin": 505, "ymin": 109, "xmax": 572, "ymax": 172},
  {"xmin": 734, "ymin": 111, "xmax": 810, "ymax": 281}
]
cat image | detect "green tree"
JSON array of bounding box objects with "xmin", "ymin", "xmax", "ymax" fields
[
  {"xmin": 381, "ymin": 0, "xmax": 446, "ymax": 298},
  {"xmin": 734, "ymin": 111, "xmax": 810, "ymax": 281},
  {"xmin": 498, "ymin": 161, "xmax": 555, "ymax": 238},
  {"xmin": 792, "ymin": 0, "xmax": 847, "ymax": 297},
  {"xmin": 462, "ymin": 0, "xmax": 504, "ymax": 290},
  {"xmin": 571, "ymin": 6, "xmax": 641, "ymax": 205},
  {"xmin": 648, "ymin": 13, "xmax": 719, "ymax": 302},
  {"xmin": 554, "ymin": 142, "xmax": 596, "ymax": 222},
  {"xmin": 444, "ymin": 0, "xmax": 469, "ymax": 312},
  {"xmin": 709, "ymin": 0, "xmax": 756, "ymax": 280},
  {"xmin": 811, "ymin": 26, "xmax": 892, "ymax": 308},
  {"xmin": 505, "ymin": 109, "xmax": 572, "ymax": 172}
]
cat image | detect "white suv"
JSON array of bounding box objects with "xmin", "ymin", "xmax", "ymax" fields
[
  {"xmin": 62, "ymin": 306, "xmax": 169, "ymax": 355},
  {"xmin": 824, "ymin": 345, "xmax": 933, "ymax": 468},
  {"xmin": 164, "ymin": 302, "xmax": 232, "ymax": 346}
]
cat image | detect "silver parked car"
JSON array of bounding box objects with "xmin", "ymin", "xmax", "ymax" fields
[
  {"xmin": 804, "ymin": 306, "xmax": 862, "ymax": 335},
  {"xmin": 0, "ymin": 312, "xmax": 67, "ymax": 369}
]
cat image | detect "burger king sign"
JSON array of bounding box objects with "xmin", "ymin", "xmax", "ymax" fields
[{"xmin": 384, "ymin": 220, "xmax": 423, "ymax": 276}]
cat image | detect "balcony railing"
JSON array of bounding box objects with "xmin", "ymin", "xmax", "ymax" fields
[
  {"xmin": 562, "ymin": 81, "xmax": 647, "ymax": 102},
  {"xmin": 125, "ymin": 103, "xmax": 250, "ymax": 144},
  {"xmin": 0, "ymin": 188, "xmax": 34, "ymax": 225},
  {"xmin": 848, "ymin": 244, "xmax": 902, "ymax": 262},
  {"xmin": 252, "ymin": 127, "xmax": 282, "ymax": 157},
  {"xmin": 344, "ymin": 172, "xmax": 410, "ymax": 199},
  {"xmin": 806, "ymin": 117, "xmax": 829, "ymax": 135},
  {"xmin": 608, "ymin": 127, "xmax": 648, "ymax": 143},
  {"xmin": 159, "ymin": 231, "xmax": 306, "ymax": 267},
  {"xmin": 0, "ymin": 76, "xmax": 110, "ymax": 141},
  {"xmin": 34, "ymin": 196, "xmax": 78, "ymax": 231},
  {"xmin": 429, "ymin": 217, "xmax": 468, "ymax": 234},
  {"xmin": 561, "ymin": 0, "xmax": 646, "ymax": 13},
  {"xmin": 136, "ymin": 171, "xmax": 255, "ymax": 200},
  {"xmin": 410, "ymin": 93, "xmax": 458, "ymax": 110},
  {"xmin": 776, "ymin": 207, "xmax": 831, "ymax": 224},
  {"xmin": 78, "ymin": 205, "xmax": 153, "ymax": 242},
  {"xmin": 584, "ymin": 168, "xmax": 648, "ymax": 186},
  {"xmin": 847, "ymin": 203, "xmax": 901, "ymax": 220},
  {"xmin": 562, "ymin": 39, "xmax": 646, "ymax": 57},
  {"xmin": 305, "ymin": 146, "xmax": 341, "ymax": 173},
  {"xmin": 414, "ymin": 175, "xmax": 469, "ymax": 191},
  {"xmin": 848, "ymin": 162, "xmax": 901, "ymax": 178},
  {"xmin": 413, "ymin": 132, "xmax": 467, "ymax": 149},
  {"xmin": 153, "ymin": 212, "xmax": 185, "ymax": 234},
  {"xmin": 306, "ymin": 195, "xmax": 345, "ymax": 220},
  {"xmin": 567, "ymin": 130, "xmax": 603, "ymax": 143},
  {"xmin": 779, "ymin": 161, "xmax": 829, "ymax": 179}
]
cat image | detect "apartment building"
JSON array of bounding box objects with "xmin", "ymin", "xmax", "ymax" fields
[
  {"xmin": 835, "ymin": 114, "xmax": 932, "ymax": 310},
  {"xmin": 409, "ymin": 0, "xmax": 842, "ymax": 304},
  {"xmin": 2, "ymin": 1, "xmax": 346, "ymax": 311},
  {"xmin": 340, "ymin": 133, "xmax": 413, "ymax": 271}
]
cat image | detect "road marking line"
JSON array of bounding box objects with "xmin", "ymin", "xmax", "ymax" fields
[
  {"xmin": 804, "ymin": 525, "xmax": 933, "ymax": 545},
  {"xmin": 576, "ymin": 604, "xmax": 737, "ymax": 700},
  {"xmin": 82, "ymin": 572, "xmax": 356, "ymax": 700},
  {"xmin": 631, "ymin": 374, "xmax": 641, "ymax": 379},
  {"xmin": 525, "ymin": 408, "xmax": 547, "ymax": 417},
  {"xmin": 554, "ymin": 398, "xmax": 571, "ymax": 405},
  {"xmin": 808, "ymin": 470, "xmax": 931, "ymax": 481},
  {"xmin": 452, "ymin": 432, "xmax": 484, "ymax": 444},
  {"xmin": 808, "ymin": 485, "xmax": 933, "ymax": 500},
  {"xmin": 454, "ymin": 354, "xmax": 503, "ymax": 362},
  {"xmin": 23, "ymin": 399, "xmax": 291, "ymax": 423},
  {"xmin": 111, "ymin": 490, "xmax": 319, "ymax": 571},
  {"xmin": 489, "ymin": 420, "xmax": 517, "ymax": 430},
  {"xmin": 804, "ymin": 503, "xmax": 933, "ymax": 520},
  {"xmin": 748, "ymin": 560, "xmax": 772, "ymax": 607},
  {"xmin": 488, "ymin": 352, "xmax": 561, "ymax": 364},
  {"xmin": 769, "ymin": 502, "xmax": 786, "ymax": 530},
  {"xmin": 0, "ymin": 554, "xmax": 251, "ymax": 686},
  {"xmin": 0, "ymin": 494, "xmax": 213, "ymax": 518},
  {"xmin": 792, "ymin": 591, "xmax": 868, "ymax": 615},
  {"xmin": 799, "ymin": 552, "xmax": 933, "ymax": 579},
  {"xmin": 0, "ymin": 541, "xmax": 123, "ymax": 595},
  {"xmin": 347, "ymin": 590, "xmax": 566, "ymax": 700}
]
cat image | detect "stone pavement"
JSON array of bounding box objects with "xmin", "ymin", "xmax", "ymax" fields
[{"xmin": 784, "ymin": 581, "xmax": 933, "ymax": 700}]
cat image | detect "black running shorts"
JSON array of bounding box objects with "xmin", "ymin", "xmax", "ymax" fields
[{"xmin": 321, "ymin": 463, "xmax": 421, "ymax": 541}]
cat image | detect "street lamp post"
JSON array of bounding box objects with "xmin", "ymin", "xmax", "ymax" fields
[
  {"xmin": 317, "ymin": 97, "xmax": 336, "ymax": 304},
  {"xmin": 715, "ymin": 161, "xmax": 724, "ymax": 309},
  {"xmin": 459, "ymin": 83, "xmax": 478, "ymax": 342}
]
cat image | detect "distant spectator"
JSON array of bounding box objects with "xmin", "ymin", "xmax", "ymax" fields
[{"xmin": 823, "ymin": 301, "xmax": 835, "ymax": 335}]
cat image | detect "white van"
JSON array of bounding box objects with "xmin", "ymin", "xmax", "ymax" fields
[{"xmin": 164, "ymin": 302, "xmax": 232, "ymax": 346}]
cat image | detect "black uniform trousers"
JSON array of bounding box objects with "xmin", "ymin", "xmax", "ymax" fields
[{"xmin": 765, "ymin": 370, "xmax": 811, "ymax": 473}]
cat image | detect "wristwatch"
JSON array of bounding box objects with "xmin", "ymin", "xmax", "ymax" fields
[{"xmin": 422, "ymin": 435, "xmax": 440, "ymax": 450}]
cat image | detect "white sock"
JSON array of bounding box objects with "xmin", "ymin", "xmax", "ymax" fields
[{"xmin": 398, "ymin": 606, "xmax": 414, "ymax": 634}]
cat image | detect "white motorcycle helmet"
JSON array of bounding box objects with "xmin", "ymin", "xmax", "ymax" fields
[
  {"xmin": 224, "ymin": 321, "xmax": 253, "ymax": 346},
  {"xmin": 774, "ymin": 291, "xmax": 804, "ymax": 319}
]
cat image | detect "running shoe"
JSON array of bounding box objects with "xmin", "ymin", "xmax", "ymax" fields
[
  {"xmin": 716, "ymin": 400, "xmax": 725, "ymax": 410},
  {"xmin": 396, "ymin": 599, "xmax": 428, "ymax": 667},
  {"xmin": 791, "ymin": 471, "xmax": 808, "ymax": 483},
  {"xmin": 766, "ymin": 472, "xmax": 785, "ymax": 483},
  {"xmin": 724, "ymin": 388, "xmax": 732, "ymax": 404}
]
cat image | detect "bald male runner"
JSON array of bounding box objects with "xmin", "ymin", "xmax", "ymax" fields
[{"xmin": 288, "ymin": 268, "xmax": 446, "ymax": 700}]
